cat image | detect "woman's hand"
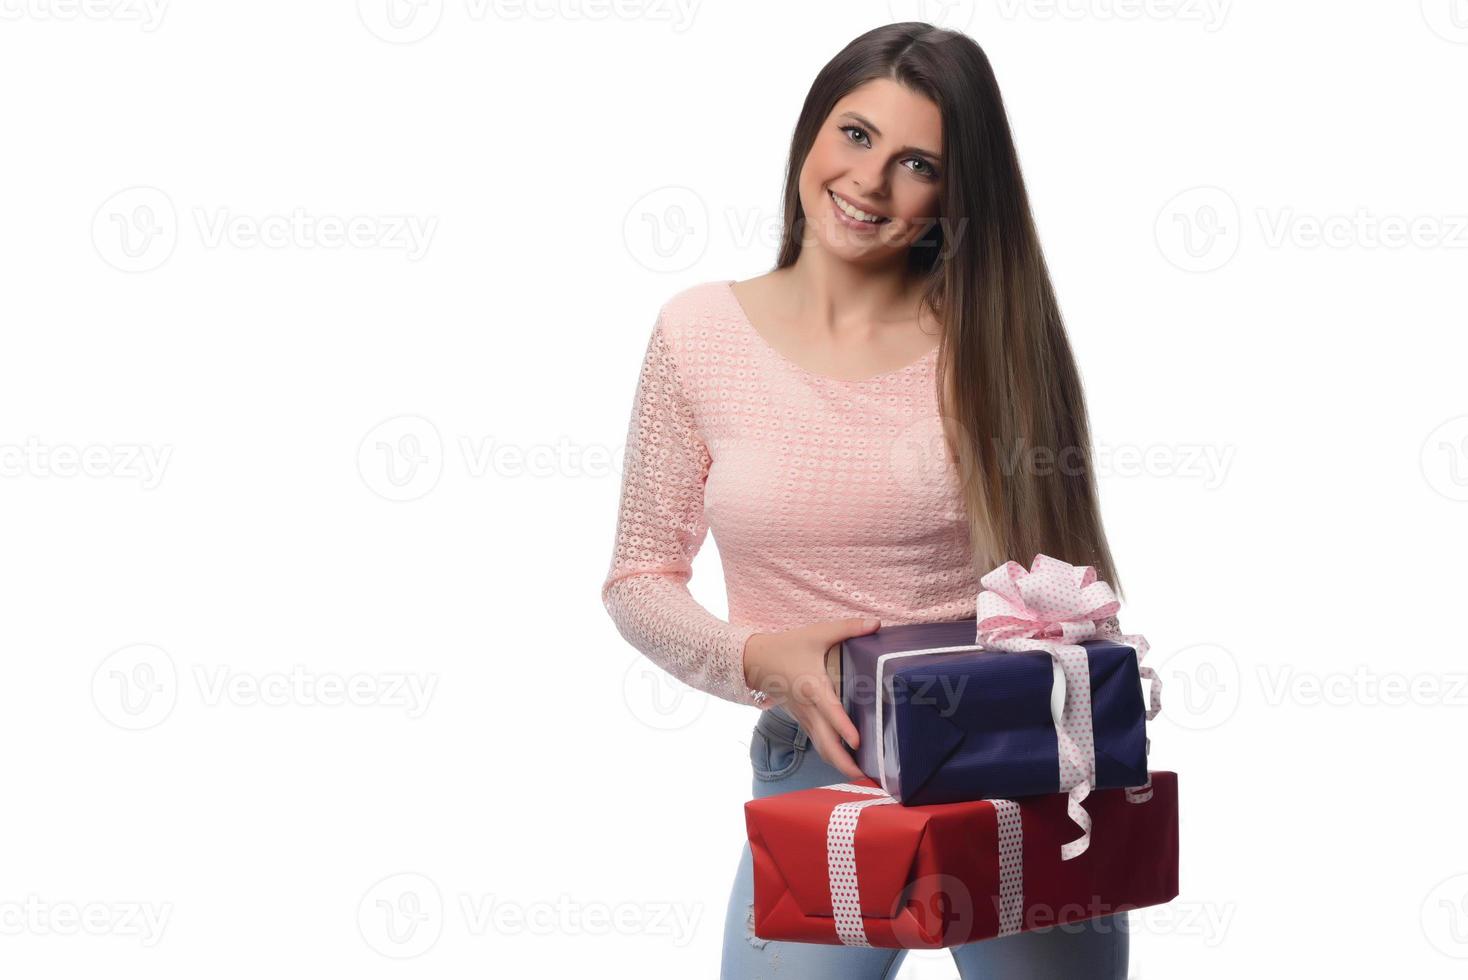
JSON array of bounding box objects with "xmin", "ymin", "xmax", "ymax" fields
[{"xmin": 742, "ymin": 617, "xmax": 881, "ymax": 781}]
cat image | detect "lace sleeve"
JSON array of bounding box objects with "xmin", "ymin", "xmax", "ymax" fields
[{"xmin": 600, "ymin": 310, "xmax": 765, "ymax": 707}]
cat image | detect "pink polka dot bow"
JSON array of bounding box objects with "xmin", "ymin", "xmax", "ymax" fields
[
  {"xmin": 975, "ymin": 553, "xmax": 1121, "ymax": 648},
  {"xmin": 976, "ymin": 554, "xmax": 1162, "ymax": 861}
]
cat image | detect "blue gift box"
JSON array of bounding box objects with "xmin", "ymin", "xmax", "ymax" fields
[{"xmin": 839, "ymin": 619, "xmax": 1149, "ymax": 806}]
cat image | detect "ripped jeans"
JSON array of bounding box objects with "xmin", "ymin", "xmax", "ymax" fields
[{"xmin": 719, "ymin": 704, "xmax": 1130, "ymax": 979}]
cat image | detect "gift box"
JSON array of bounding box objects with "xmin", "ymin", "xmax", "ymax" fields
[
  {"xmin": 744, "ymin": 771, "xmax": 1179, "ymax": 949},
  {"xmin": 839, "ymin": 620, "xmax": 1150, "ymax": 806},
  {"xmin": 839, "ymin": 556, "xmax": 1162, "ymax": 818}
]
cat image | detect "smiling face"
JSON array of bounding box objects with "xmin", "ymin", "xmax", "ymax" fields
[{"xmin": 797, "ymin": 77, "xmax": 945, "ymax": 264}]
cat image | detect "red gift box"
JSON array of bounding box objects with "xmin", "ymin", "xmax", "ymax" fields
[{"xmin": 744, "ymin": 771, "xmax": 1178, "ymax": 948}]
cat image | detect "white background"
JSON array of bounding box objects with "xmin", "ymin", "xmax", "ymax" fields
[{"xmin": 2, "ymin": 1, "xmax": 1466, "ymax": 977}]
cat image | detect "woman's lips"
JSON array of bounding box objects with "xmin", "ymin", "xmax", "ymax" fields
[{"xmin": 828, "ymin": 188, "xmax": 890, "ymax": 232}]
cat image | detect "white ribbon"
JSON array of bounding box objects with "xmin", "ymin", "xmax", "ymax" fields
[
  {"xmin": 821, "ymin": 783, "xmax": 1025, "ymax": 947},
  {"xmin": 975, "ymin": 554, "xmax": 1165, "ymax": 861},
  {"xmin": 870, "ymin": 645, "xmax": 1081, "ymax": 846},
  {"xmin": 871, "ymin": 644, "xmax": 985, "ymax": 798}
]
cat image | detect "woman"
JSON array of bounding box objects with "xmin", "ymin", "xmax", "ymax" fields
[{"xmin": 601, "ymin": 21, "xmax": 1130, "ymax": 979}]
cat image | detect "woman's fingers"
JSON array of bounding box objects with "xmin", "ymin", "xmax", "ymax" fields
[
  {"xmin": 802, "ymin": 710, "xmax": 866, "ymax": 781},
  {"xmin": 817, "ymin": 685, "xmax": 859, "ymax": 751}
]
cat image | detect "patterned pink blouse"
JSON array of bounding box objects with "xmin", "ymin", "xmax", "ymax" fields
[{"xmin": 600, "ymin": 279, "xmax": 981, "ymax": 707}]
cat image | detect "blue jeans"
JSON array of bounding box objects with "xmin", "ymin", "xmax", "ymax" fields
[{"xmin": 720, "ymin": 705, "xmax": 1130, "ymax": 979}]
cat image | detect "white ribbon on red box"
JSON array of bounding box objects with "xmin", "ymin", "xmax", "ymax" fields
[
  {"xmin": 820, "ymin": 782, "xmax": 1024, "ymax": 948},
  {"xmin": 819, "ymin": 771, "xmax": 1158, "ymax": 948}
]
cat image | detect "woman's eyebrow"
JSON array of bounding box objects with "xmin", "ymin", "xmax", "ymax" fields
[{"xmin": 838, "ymin": 111, "xmax": 942, "ymax": 161}]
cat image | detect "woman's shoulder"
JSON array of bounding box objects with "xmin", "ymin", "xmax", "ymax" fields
[{"xmin": 651, "ymin": 278, "xmax": 742, "ymax": 351}]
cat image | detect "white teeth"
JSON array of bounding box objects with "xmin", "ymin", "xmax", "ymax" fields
[{"xmin": 830, "ymin": 189, "xmax": 885, "ymax": 223}]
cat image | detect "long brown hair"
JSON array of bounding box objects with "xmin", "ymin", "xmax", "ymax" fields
[{"xmin": 772, "ymin": 22, "xmax": 1124, "ymax": 596}]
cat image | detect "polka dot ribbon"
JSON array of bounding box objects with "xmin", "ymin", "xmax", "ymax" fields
[
  {"xmin": 821, "ymin": 783, "xmax": 1025, "ymax": 947},
  {"xmin": 976, "ymin": 554, "xmax": 1164, "ymax": 861}
]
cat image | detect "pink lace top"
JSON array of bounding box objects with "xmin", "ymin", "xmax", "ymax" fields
[{"xmin": 601, "ymin": 279, "xmax": 981, "ymax": 707}]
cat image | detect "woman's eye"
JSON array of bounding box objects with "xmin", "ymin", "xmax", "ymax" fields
[{"xmin": 843, "ymin": 125, "xmax": 939, "ymax": 179}]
